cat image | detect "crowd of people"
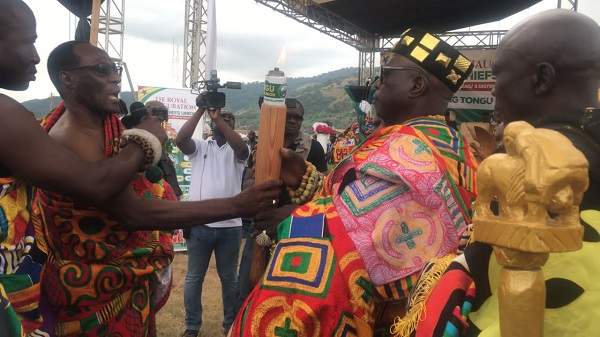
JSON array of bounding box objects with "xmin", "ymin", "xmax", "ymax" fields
[
  {"xmin": 0, "ymin": 1, "xmax": 281, "ymax": 336},
  {"xmin": 1, "ymin": 0, "xmax": 599, "ymax": 336}
]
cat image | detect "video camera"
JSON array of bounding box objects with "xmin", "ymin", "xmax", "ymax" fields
[{"xmin": 192, "ymin": 70, "xmax": 241, "ymax": 109}]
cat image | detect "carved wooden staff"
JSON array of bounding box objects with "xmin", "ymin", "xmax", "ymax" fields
[
  {"xmin": 250, "ymin": 68, "xmax": 287, "ymax": 285},
  {"xmin": 473, "ymin": 121, "xmax": 588, "ymax": 337}
]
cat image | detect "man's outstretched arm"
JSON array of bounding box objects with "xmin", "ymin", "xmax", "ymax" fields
[
  {"xmin": 0, "ymin": 96, "xmax": 162, "ymax": 204},
  {"xmin": 176, "ymin": 94, "xmax": 206, "ymax": 155},
  {"xmin": 102, "ymin": 179, "xmax": 281, "ymax": 231}
]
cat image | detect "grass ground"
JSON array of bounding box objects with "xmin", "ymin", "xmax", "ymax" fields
[{"xmin": 156, "ymin": 244, "xmax": 233, "ymax": 337}]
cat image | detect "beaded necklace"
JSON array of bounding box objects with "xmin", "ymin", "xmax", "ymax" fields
[{"xmin": 43, "ymin": 102, "xmax": 123, "ymax": 158}]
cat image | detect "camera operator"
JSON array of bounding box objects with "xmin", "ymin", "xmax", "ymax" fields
[{"xmin": 175, "ymin": 92, "xmax": 249, "ymax": 337}]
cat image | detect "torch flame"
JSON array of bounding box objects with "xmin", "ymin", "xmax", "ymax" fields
[{"xmin": 277, "ymin": 47, "xmax": 287, "ymax": 66}]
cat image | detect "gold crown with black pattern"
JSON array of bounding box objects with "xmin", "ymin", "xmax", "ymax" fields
[{"xmin": 390, "ymin": 28, "xmax": 474, "ymax": 93}]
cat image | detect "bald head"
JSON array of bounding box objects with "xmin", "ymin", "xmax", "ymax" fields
[
  {"xmin": 502, "ymin": 9, "xmax": 600, "ymax": 73},
  {"xmin": 492, "ymin": 9, "xmax": 600, "ymax": 126},
  {"xmin": 0, "ymin": 0, "xmax": 29, "ymax": 35}
]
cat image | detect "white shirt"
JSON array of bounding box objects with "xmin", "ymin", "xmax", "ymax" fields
[{"xmin": 187, "ymin": 137, "xmax": 247, "ymax": 228}]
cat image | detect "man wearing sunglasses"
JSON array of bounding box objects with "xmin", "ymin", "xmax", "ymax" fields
[
  {"xmin": 230, "ymin": 28, "xmax": 478, "ymax": 337},
  {"xmin": 0, "ymin": 1, "xmax": 169, "ymax": 335},
  {"xmin": 30, "ymin": 40, "xmax": 281, "ymax": 337}
]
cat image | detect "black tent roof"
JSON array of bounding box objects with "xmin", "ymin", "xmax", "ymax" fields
[
  {"xmin": 312, "ymin": 0, "xmax": 542, "ymax": 36},
  {"xmin": 57, "ymin": 0, "xmax": 542, "ymax": 37}
]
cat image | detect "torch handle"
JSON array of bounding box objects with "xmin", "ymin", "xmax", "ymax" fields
[{"xmin": 255, "ymin": 104, "xmax": 287, "ymax": 183}]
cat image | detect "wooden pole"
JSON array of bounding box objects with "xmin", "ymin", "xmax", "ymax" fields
[
  {"xmin": 90, "ymin": 0, "xmax": 101, "ymax": 46},
  {"xmin": 249, "ymin": 102, "xmax": 286, "ymax": 286},
  {"xmin": 254, "ymin": 104, "xmax": 286, "ymax": 184},
  {"xmin": 249, "ymin": 68, "xmax": 287, "ymax": 286}
]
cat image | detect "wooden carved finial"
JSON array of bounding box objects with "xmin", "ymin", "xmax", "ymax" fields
[{"xmin": 473, "ymin": 121, "xmax": 589, "ymax": 337}]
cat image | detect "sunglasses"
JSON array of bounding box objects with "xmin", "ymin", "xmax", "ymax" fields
[
  {"xmin": 65, "ymin": 63, "xmax": 123, "ymax": 77},
  {"xmin": 379, "ymin": 65, "xmax": 423, "ymax": 84}
]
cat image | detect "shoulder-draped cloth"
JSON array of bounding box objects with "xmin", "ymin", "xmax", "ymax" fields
[
  {"xmin": 228, "ymin": 116, "xmax": 478, "ymax": 336},
  {"xmin": 32, "ymin": 102, "xmax": 177, "ymax": 337}
]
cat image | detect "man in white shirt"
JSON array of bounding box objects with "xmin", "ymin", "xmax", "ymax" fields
[{"xmin": 176, "ymin": 94, "xmax": 249, "ymax": 337}]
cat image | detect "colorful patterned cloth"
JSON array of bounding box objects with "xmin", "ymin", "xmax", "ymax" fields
[
  {"xmin": 229, "ymin": 116, "xmax": 478, "ymax": 336},
  {"xmin": 0, "ymin": 177, "xmax": 49, "ymax": 337},
  {"xmin": 400, "ymin": 252, "xmax": 476, "ymax": 337},
  {"xmin": 32, "ymin": 103, "xmax": 176, "ymax": 337},
  {"xmin": 414, "ymin": 112, "xmax": 600, "ymax": 337}
]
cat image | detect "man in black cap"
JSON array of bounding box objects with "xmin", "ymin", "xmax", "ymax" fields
[{"xmin": 229, "ymin": 28, "xmax": 478, "ymax": 336}]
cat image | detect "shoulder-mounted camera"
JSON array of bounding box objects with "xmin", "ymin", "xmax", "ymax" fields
[{"xmin": 191, "ymin": 70, "xmax": 241, "ymax": 109}]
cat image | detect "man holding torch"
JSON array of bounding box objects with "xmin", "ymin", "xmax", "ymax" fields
[{"xmin": 231, "ymin": 28, "xmax": 477, "ymax": 336}]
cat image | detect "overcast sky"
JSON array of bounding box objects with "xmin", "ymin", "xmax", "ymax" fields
[{"xmin": 4, "ymin": 0, "xmax": 600, "ymax": 103}]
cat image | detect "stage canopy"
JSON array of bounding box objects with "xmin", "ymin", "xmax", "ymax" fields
[
  {"xmin": 57, "ymin": 0, "xmax": 543, "ymax": 40},
  {"xmin": 312, "ymin": 0, "xmax": 542, "ymax": 36}
]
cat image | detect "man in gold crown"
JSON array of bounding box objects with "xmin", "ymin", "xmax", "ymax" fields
[{"xmin": 229, "ymin": 28, "xmax": 478, "ymax": 337}]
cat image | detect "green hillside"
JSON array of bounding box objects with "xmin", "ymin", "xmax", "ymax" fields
[{"xmin": 22, "ymin": 67, "xmax": 367, "ymax": 133}]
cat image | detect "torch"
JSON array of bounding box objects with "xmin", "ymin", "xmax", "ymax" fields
[
  {"xmin": 249, "ymin": 67, "xmax": 287, "ymax": 286},
  {"xmin": 254, "ymin": 67, "xmax": 287, "ymax": 184}
]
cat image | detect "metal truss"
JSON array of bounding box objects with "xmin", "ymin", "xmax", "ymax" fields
[
  {"xmin": 178, "ymin": 0, "xmax": 578, "ymax": 87},
  {"xmin": 96, "ymin": 0, "xmax": 579, "ymax": 97},
  {"xmin": 254, "ymin": 0, "xmax": 379, "ymax": 83},
  {"xmin": 183, "ymin": 0, "xmax": 209, "ymax": 89},
  {"xmin": 253, "ymin": 1, "xmax": 512, "ymax": 82},
  {"xmin": 254, "ymin": 0, "xmax": 378, "ymax": 50},
  {"xmin": 558, "ymin": 0, "xmax": 578, "ymax": 11},
  {"xmin": 96, "ymin": 0, "xmax": 124, "ymax": 62},
  {"xmin": 93, "ymin": 0, "xmax": 136, "ymax": 99},
  {"xmin": 437, "ymin": 31, "xmax": 507, "ymax": 50},
  {"xmin": 358, "ymin": 51, "xmax": 375, "ymax": 85},
  {"xmin": 377, "ymin": 31, "xmax": 506, "ymax": 52}
]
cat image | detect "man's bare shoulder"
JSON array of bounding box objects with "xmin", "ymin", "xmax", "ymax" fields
[
  {"xmin": 49, "ymin": 122, "xmax": 106, "ymax": 162},
  {"xmin": 0, "ymin": 93, "xmax": 55, "ymax": 175},
  {"xmin": 0, "ymin": 93, "xmax": 41, "ymax": 131},
  {"xmin": 0, "ymin": 92, "xmax": 19, "ymax": 102},
  {"xmin": 0, "ymin": 93, "xmax": 29, "ymax": 114}
]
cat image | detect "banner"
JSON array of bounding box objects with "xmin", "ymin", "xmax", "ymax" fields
[
  {"xmin": 138, "ymin": 86, "xmax": 207, "ymax": 251},
  {"xmin": 448, "ymin": 49, "xmax": 496, "ymax": 123}
]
